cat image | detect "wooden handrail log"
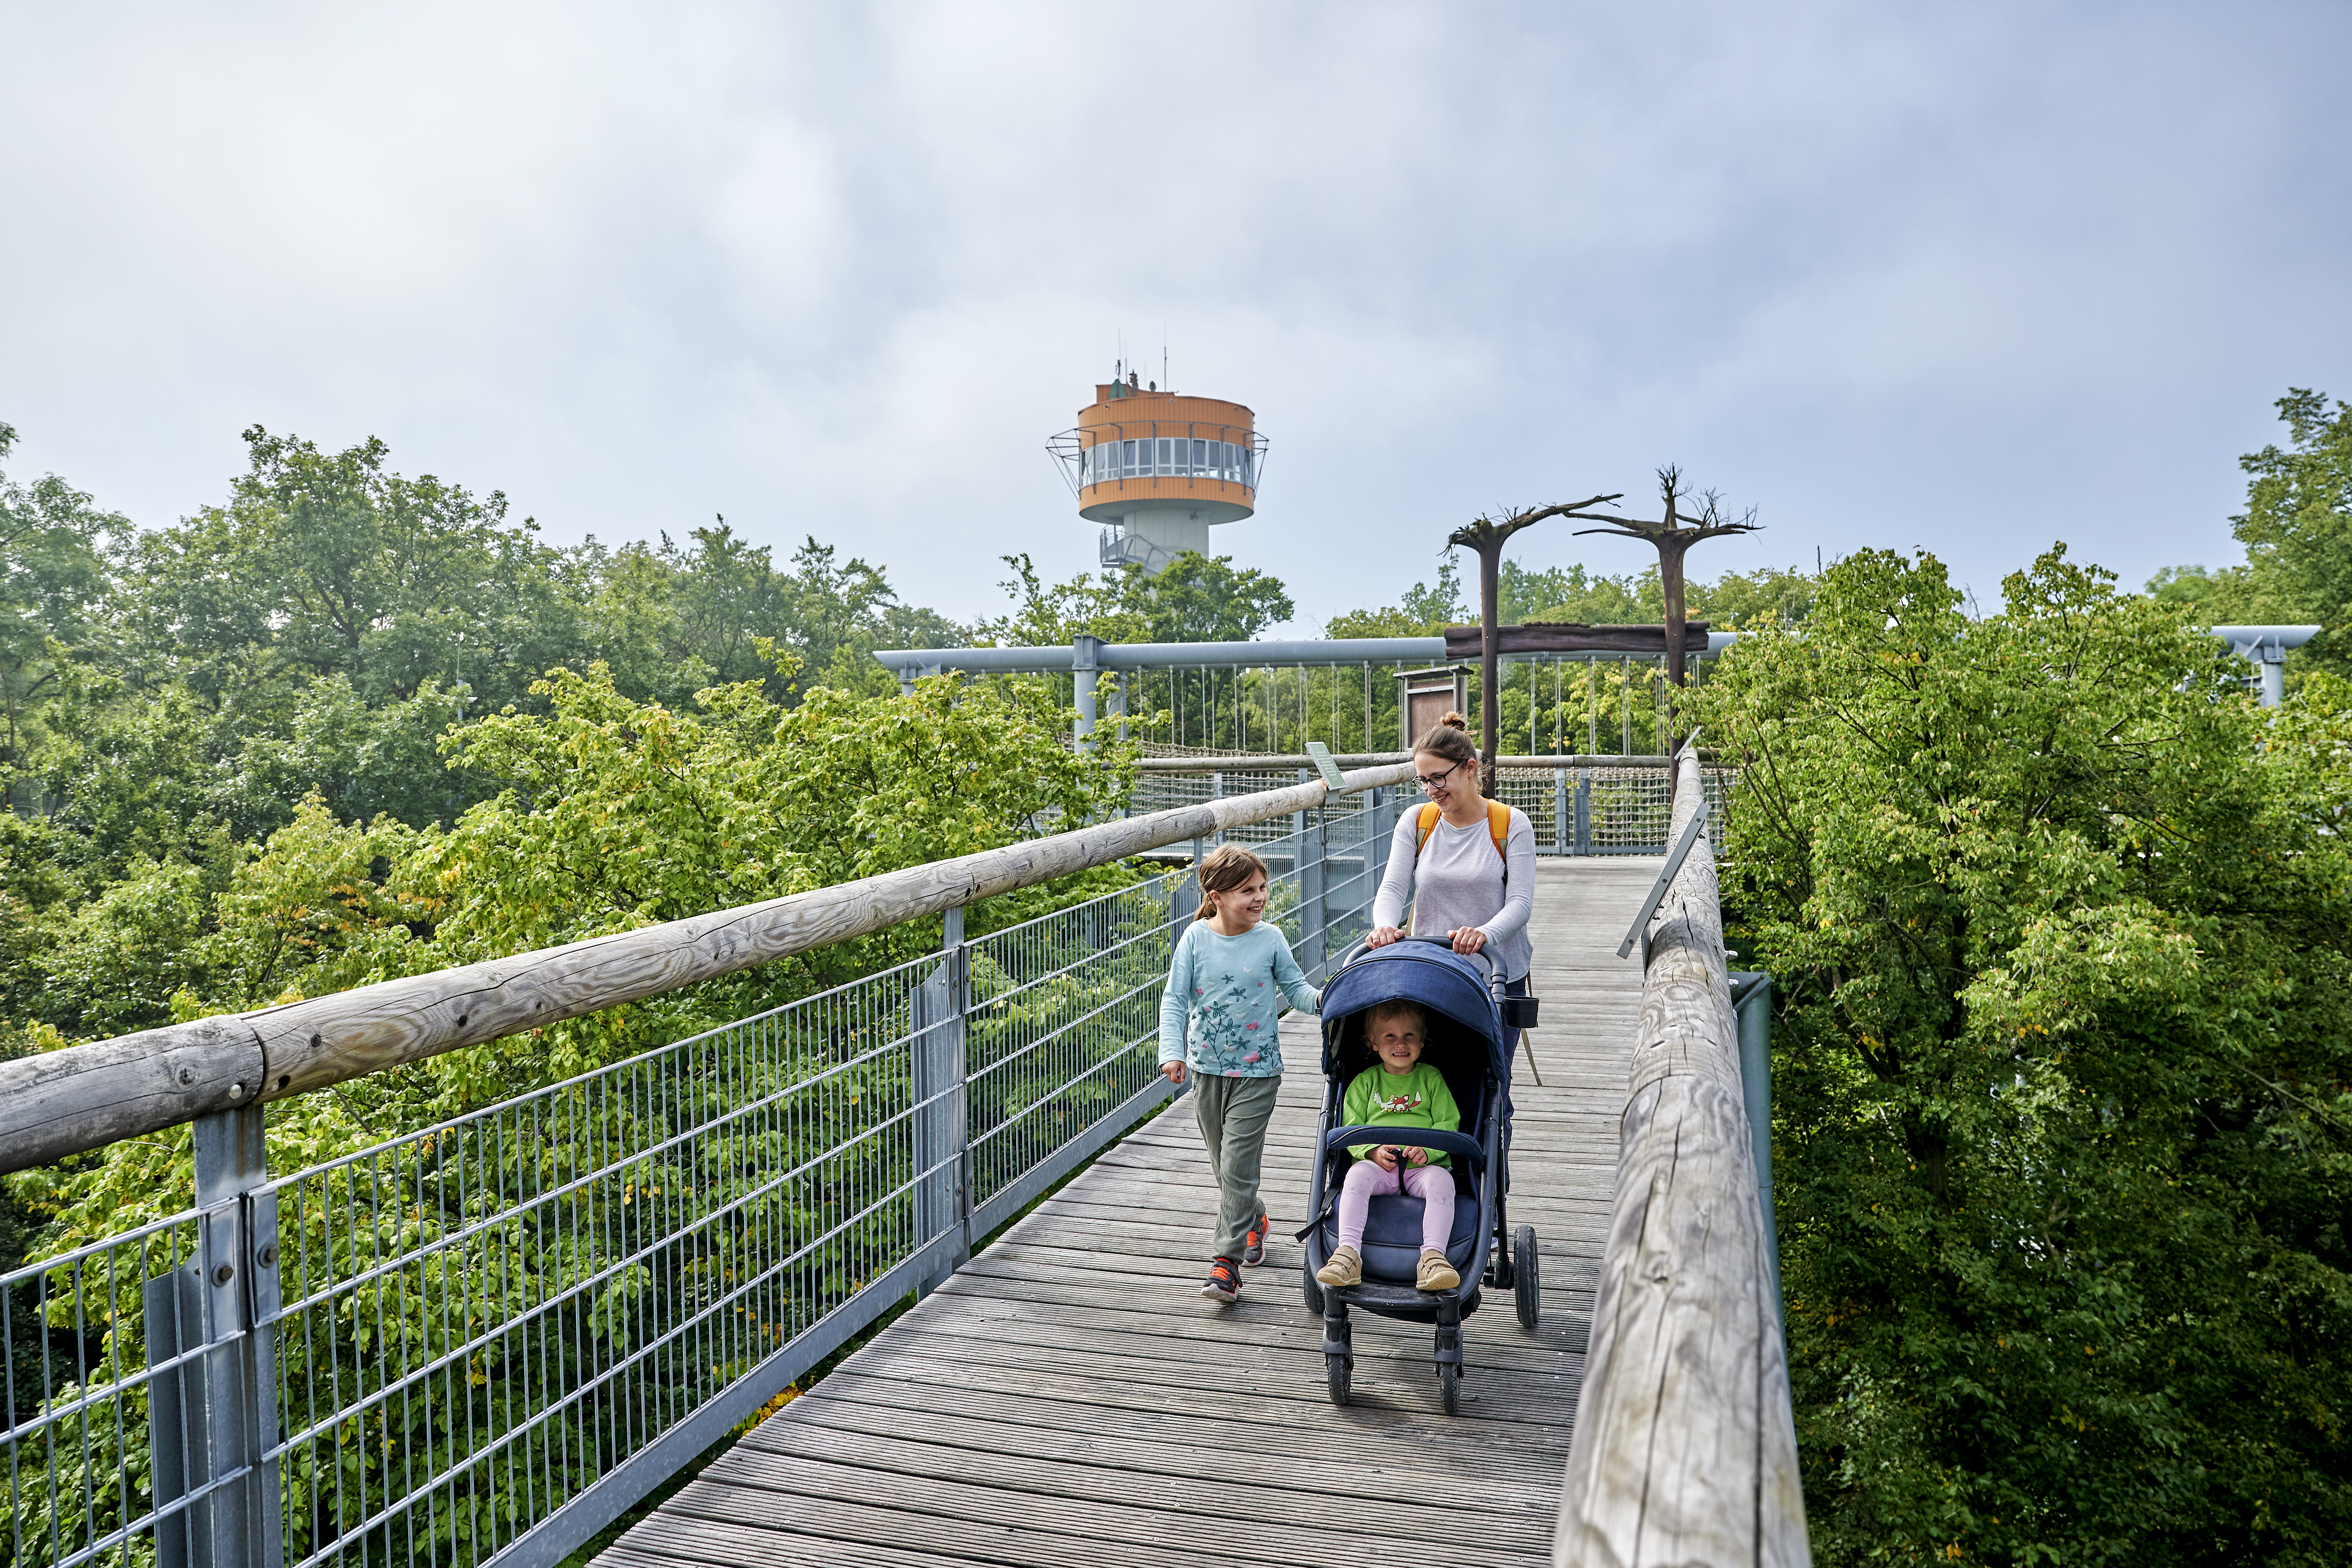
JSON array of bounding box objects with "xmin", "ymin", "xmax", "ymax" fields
[
  {"xmin": 0, "ymin": 762, "xmax": 1416, "ymax": 1174},
  {"xmin": 1555, "ymin": 751, "xmax": 1810, "ymax": 1566}
]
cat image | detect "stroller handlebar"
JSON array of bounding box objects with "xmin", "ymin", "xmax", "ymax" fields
[
  {"xmin": 1331, "ymin": 934, "xmax": 1500, "ymax": 990},
  {"xmin": 1322, "ymin": 1125, "xmax": 1487, "ymax": 1173}
]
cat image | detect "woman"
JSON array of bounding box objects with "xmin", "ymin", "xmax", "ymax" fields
[{"xmin": 1367, "ymin": 711, "xmax": 1536, "ymax": 1122}]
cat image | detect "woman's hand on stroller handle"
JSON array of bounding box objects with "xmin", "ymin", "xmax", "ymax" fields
[
  {"xmin": 1365, "ymin": 924, "xmax": 1404, "ymax": 948},
  {"xmin": 1447, "ymin": 926, "xmax": 1488, "ymax": 955}
]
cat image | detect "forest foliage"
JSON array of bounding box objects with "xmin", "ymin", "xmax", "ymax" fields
[
  {"xmin": 0, "ymin": 425, "xmax": 1138, "ymax": 1213},
  {"xmin": 1700, "ymin": 547, "xmax": 2352, "ymax": 1563}
]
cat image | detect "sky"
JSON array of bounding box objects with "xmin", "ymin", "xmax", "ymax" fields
[{"xmin": 3, "ymin": 2, "xmax": 2347, "ymax": 637}]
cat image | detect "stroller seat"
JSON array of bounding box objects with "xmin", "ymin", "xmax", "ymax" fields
[{"xmin": 1323, "ymin": 1190, "xmax": 1480, "ymax": 1282}]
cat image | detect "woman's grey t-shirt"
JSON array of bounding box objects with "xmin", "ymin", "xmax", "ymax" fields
[{"xmin": 1371, "ymin": 806, "xmax": 1537, "ymax": 982}]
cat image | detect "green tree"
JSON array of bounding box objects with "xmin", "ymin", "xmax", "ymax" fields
[
  {"xmin": 1697, "ymin": 546, "xmax": 2352, "ymax": 1563},
  {"xmin": 2234, "ymin": 388, "xmax": 2351, "ymax": 675},
  {"xmin": 0, "ymin": 423, "xmax": 125, "ymax": 791},
  {"xmin": 122, "ymin": 426, "xmax": 585, "ymax": 713},
  {"xmin": 1328, "ymin": 555, "xmax": 1468, "ymax": 636},
  {"xmin": 979, "ymin": 550, "xmax": 1292, "ymax": 646},
  {"xmin": 579, "ymin": 524, "xmax": 959, "ymax": 706},
  {"xmin": 2146, "ymin": 389, "xmax": 2352, "ymax": 681}
]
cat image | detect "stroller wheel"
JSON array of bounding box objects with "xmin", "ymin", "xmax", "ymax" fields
[
  {"xmin": 1302, "ymin": 1266, "xmax": 1324, "ymax": 1317},
  {"xmin": 1325, "ymin": 1353, "xmax": 1353, "ymax": 1407},
  {"xmin": 1514, "ymin": 1225, "xmax": 1541, "ymax": 1333},
  {"xmin": 1438, "ymin": 1360, "xmax": 1462, "ymax": 1415}
]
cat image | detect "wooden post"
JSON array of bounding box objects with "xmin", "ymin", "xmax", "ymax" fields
[{"xmin": 1554, "ymin": 750, "xmax": 1809, "ymax": 1566}]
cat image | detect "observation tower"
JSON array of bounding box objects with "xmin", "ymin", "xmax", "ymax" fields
[{"xmin": 1049, "ymin": 369, "xmax": 1266, "ymax": 573}]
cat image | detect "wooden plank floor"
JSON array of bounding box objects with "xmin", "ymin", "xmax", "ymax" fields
[{"xmin": 603, "ymin": 856, "xmax": 1663, "ymax": 1568}]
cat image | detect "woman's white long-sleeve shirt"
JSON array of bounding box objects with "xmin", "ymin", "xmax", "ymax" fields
[{"xmin": 1370, "ymin": 805, "xmax": 1537, "ymax": 983}]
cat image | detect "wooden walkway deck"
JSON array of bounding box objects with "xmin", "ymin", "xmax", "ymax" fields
[{"xmin": 602, "ymin": 855, "xmax": 1662, "ymax": 1568}]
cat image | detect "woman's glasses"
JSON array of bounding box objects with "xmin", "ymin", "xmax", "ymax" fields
[{"xmin": 1416, "ymin": 760, "xmax": 1464, "ymax": 791}]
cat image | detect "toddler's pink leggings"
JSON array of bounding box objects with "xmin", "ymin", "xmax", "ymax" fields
[{"xmin": 1336, "ymin": 1159, "xmax": 1457, "ymax": 1256}]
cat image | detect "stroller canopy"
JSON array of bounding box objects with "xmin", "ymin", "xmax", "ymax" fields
[{"xmin": 1319, "ymin": 942, "xmax": 1506, "ymax": 1079}]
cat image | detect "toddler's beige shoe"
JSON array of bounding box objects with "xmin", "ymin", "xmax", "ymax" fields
[
  {"xmin": 1416, "ymin": 1249, "xmax": 1461, "ymax": 1291},
  {"xmin": 1315, "ymin": 1246, "xmax": 1363, "ymax": 1288}
]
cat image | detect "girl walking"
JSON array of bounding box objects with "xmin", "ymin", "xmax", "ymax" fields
[{"xmin": 1159, "ymin": 844, "xmax": 1320, "ymax": 1302}]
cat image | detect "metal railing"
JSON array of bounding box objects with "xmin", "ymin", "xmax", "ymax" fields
[
  {"xmin": 1131, "ymin": 761, "xmax": 1734, "ymax": 857},
  {"xmin": 3, "ymin": 777, "xmax": 1406, "ymax": 1568},
  {"xmin": 874, "ymin": 636, "xmax": 1730, "ymax": 757}
]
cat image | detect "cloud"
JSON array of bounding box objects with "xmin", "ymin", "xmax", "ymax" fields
[{"xmin": 2, "ymin": 1, "xmax": 2346, "ymax": 633}]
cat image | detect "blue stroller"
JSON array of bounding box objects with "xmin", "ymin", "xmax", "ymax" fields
[{"xmin": 1302, "ymin": 937, "xmax": 1541, "ymax": 1414}]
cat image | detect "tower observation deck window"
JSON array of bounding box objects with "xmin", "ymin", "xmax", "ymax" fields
[{"xmin": 1083, "ymin": 434, "xmax": 1257, "ymax": 487}]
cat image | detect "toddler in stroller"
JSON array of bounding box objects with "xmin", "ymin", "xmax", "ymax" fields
[{"xmin": 1314, "ymin": 1000, "xmax": 1464, "ymax": 1293}]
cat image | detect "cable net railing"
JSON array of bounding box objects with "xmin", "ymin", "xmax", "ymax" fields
[
  {"xmin": 1134, "ymin": 765, "xmax": 1732, "ymax": 856},
  {"xmin": 3, "ymin": 791, "xmax": 1398, "ymax": 1568}
]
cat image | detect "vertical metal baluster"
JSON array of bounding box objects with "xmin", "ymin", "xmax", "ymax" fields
[
  {"xmin": 1620, "ymin": 656, "xmax": 1631, "ymax": 755},
  {"xmin": 72, "ymin": 1257, "xmax": 92, "ymax": 1563}
]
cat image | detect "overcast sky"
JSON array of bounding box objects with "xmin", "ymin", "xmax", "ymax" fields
[{"xmin": 4, "ymin": 2, "xmax": 2346, "ymax": 635}]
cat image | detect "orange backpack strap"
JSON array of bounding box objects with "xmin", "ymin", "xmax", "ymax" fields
[{"xmin": 1414, "ymin": 801, "xmax": 1512, "ymax": 867}]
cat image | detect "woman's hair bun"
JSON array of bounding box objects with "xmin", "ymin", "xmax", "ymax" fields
[{"xmin": 1439, "ymin": 711, "xmax": 1469, "ymax": 731}]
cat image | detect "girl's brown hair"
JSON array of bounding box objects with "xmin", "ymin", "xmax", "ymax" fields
[
  {"xmin": 1365, "ymin": 999, "xmax": 1427, "ymax": 1036},
  {"xmin": 1412, "ymin": 709, "xmax": 1478, "ymax": 767},
  {"xmin": 1193, "ymin": 844, "xmax": 1269, "ymax": 921}
]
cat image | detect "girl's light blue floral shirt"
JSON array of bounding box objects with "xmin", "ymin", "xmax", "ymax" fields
[{"xmin": 1158, "ymin": 920, "xmax": 1321, "ymax": 1078}]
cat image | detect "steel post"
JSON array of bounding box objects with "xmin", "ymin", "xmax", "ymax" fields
[
  {"xmin": 1072, "ymin": 634, "xmax": 1102, "ymax": 749},
  {"xmin": 1729, "ymin": 973, "xmax": 1783, "ymax": 1330},
  {"xmin": 1296, "ymin": 769, "xmax": 1326, "ymax": 980},
  {"xmin": 912, "ymin": 906, "xmax": 968, "ymax": 1296},
  {"xmin": 178, "ymin": 1104, "xmax": 280, "ymax": 1568}
]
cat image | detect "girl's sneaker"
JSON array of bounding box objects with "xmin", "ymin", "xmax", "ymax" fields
[
  {"xmin": 1242, "ymin": 1211, "xmax": 1270, "ymax": 1266},
  {"xmin": 1416, "ymin": 1249, "xmax": 1461, "ymax": 1292},
  {"xmin": 1315, "ymin": 1246, "xmax": 1363, "ymax": 1288},
  {"xmin": 1200, "ymin": 1256, "xmax": 1243, "ymax": 1302}
]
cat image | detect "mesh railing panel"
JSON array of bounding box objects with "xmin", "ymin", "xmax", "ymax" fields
[
  {"xmin": 256, "ymin": 952, "xmax": 945, "ymax": 1567},
  {"xmin": 965, "ymin": 876, "xmax": 1180, "ymax": 1217},
  {"xmin": 1137, "ymin": 768, "xmax": 1732, "ymax": 856},
  {"xmin": 0, "ymin": 787, "xmax": 1403, "ymax": 1568},
  {"xmin": 3, "ymin": 1212, "xmax": 220, "ymax": 1568}
]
